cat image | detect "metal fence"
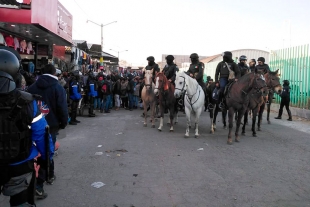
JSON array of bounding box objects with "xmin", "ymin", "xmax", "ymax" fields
[{"xmin": 269, "ymin": 44, "xmax": 310, "ymax": 109}]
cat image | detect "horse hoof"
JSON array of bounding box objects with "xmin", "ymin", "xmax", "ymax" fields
[
  {"xmin": 170, "ymin": 130, "xmax": 174, "ymax": 132},
  {"xmin": 227, "ymin": 140, "xmax": 233, "ymax": 145},
  {"xmin": 253, "ymin": 134, "xmax": 257, "ymax": 137},
  {"xmin": 174, "ymin": 122, "xmax": 178, "ymax": 124},
  {"xmin": 184, "ymin": 135, "xmax": 189, "ymax": 138},
  {"xmin": 158, "ymin": 128, "xmax": 162, "ymax": 131},
  {"xmin": 151, "ymin": 125, "xmax": 155, "ymax": 128},
  {"xmin": 195, "ymin": 135, "xmax": 199, "ymax": 138},
  {"xmin": 189, "ymin": 126, "xmax": 191, "ymax": 129},
  {"xmin": 242, "ymin": 132, "xmax": 245, "ymax": 136},
  {"xmin": 268, "ymin": 121, "xmax": 271, "ymax": 124},
  {"xmin": 210, "ymin": 130, "xmax": 214, "ymax": 134},
  {"xmin": 235, "ymin": 138, "xmax": 240, "ymax": 142},
  {"xmin": 143, "ymin": 124, "xmax": 147, "ymax": 127},
  {"xmin": 257, "ymin": 128, "xmax": 261, "ymax": 131}
]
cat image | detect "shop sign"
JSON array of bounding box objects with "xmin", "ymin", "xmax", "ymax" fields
[
  {"xmin": 57, "ymin": 1, "xmax": 72, "ymax": 43},
  {"xmin": 53, "ymin": 45, "xmax": 65, "ymax": 60}
]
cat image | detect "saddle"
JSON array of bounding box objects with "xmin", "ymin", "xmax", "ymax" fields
[{"xmin": 224, "ymin": 81, "xmax": 235, "ymax": 98}]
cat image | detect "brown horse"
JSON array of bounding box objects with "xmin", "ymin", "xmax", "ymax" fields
[
  {"xmin": 225, "ymin": 73, "xmax": 267, "ymax": 144},
  {"xmin": 154, "ymin": 72, "xmax": 178, "ymax": 132},
  {"xmin": 241, "ymin": 83, "xmax": 268, "ymax": 137},
  {"xmin": 141, "ymin": 69, "xmax": 156, "ymax": 128},
  {"xmin": 258, "ymin": 70, "xmax": 283, "ymax": 129}
]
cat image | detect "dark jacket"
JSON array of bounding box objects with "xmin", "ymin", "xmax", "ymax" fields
[
  {"xmin": 186, "ymin": 62, "xmax": 205, "ymax": 83},
  {"xmin": 113, "ymin": 79, "xmax": 121, "ymax": 95},
  {"xmin": 28, "ymin": 74, "xmax": 68, "ymax": 132},
  {"xmin": 162, "ymin": 64, "xmax": 178, "ymax": 82},
  {"xmin": 249, "ymin": 66, "xmax": 256, "ymax": 73},
  {"xmin": 215, "ymin": 61, "xmax": 240, "ymax": 81},
  {"xmin": 281, "ymin": 85, "xmax": 290, "ymax": 100},
  {"xmin": 128, "ymin": 79, "xmax": 135, "ymax": 94},
  {"xmin": 238, "ymin": 63, "xmax": 249, "ymax": 77},
  {"xmin": 255, "ymin": 64, "xmax": 270, "ymax": 74}
]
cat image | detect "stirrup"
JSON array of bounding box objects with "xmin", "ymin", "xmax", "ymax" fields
[{"xmin": 219, "ymin": 102, "xmax": 225, "ymax": 109}]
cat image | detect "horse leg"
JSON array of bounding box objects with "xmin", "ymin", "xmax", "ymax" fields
[
  {"xmin": 267, "ymin": 96, "xmax": 272, "ymax": 124},
  {"xmin": 227, "ymin": 107, "xmax": 234, "ymax": 145},
  {"xmin": 158, "ymin": 104, "xmax": 164, "ymax": 131},
  {"xmin": 210, "ymin": 105, "xmax": 215, "ymax": 134},
  {"xmin": 222, "ymin": 108, "xmax": 227, "ymax": 129},
  {"xmin": 213, "ymin": 105, "xmax": 219, "ymax": 131},
  {"xmin": 169, "ymin": 107, "xmax": 174, "ymax": 132},
  {"xmin": 252, "ymin": 108, "xmax": 258, "ymax": 137},
  {"xmin": 184, "ymin": 107, "xmax": 191, "ymax": 138},
  {"xmin": 194, "ymin": 108, "xmax": 202, "ymax": 138},
  {"xmin": 242, "ymin": 110, "xmax": 248, "ymax": 135},
  {"xmin": 143, "ymin": 101, "xmax": 148, "ymax": 127},
  {"xmin": 151, "ymin": 102, "xmax": 156, "ymax": 128},
  {"xmin": 258, "ymin": 104, "xmax": 265, "ymax": 131},
  {"xmin": 235, "ymin": 109, "xmax": 246, "ymax": 142},
  {"xmin": 174, "ymin": 110, "xmax": 178, "ymax": 124}
]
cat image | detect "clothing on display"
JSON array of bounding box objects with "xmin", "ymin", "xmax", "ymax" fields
[
  {"xmin": 0, "ymin": 33, "xmax": 6, "ymax": 45},
  {"xmin": 20, "ymin": 40, "xmax": 27, "ymax": 52},
  {"xmin": 27, "ymin": 41, "xmax": 33, "ymax": 54},
  {"xmin": 14, "ymin": 37, "xmax": 20, "ymax": 50},
  {"xmin": 5, "ymin": 35, "xmax": 14, "ymax": 48}
]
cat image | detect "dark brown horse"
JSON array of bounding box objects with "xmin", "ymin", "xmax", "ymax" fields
[
  {"xmin": 225, "ymin": 73, "xmax": 267, "ymax": 144},
  {"xmin": 242, "ymin": 83, "xmax": 268, "ymax": 136},
  {"xmin": 154, "ymin": 72, "xmax": 178, "ymax": 132},
  {"xmin": 258, "ymin": 70, "xmax": 283, "ymax": 130}
]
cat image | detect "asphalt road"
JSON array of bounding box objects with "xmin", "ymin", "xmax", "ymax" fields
[{"xmin": 1, "ymin": 108, "xmax": 310, "ymax": 207}]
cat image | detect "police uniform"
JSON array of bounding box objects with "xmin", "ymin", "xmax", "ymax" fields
[
  {"xmin": 87, "ymin": 72, "xmax": 97, "ymax": 117},
  {"xmin": 186, "ymin": 61, "xmax": 206, "ymax": 91},
  {"xmin": 0, "ymin": 49, "xmax": 53, "ymax": 206},
  {"xmin": 275, "ymin": 80, "xmax": 292, "ymax": 121},
  {"xmin": 69, "ymin": 71, "xmax": 82, "ymax": 124}
]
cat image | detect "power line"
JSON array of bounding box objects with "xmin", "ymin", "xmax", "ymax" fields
[{"xmin": 73, "ymin": 0, "xmax": 89, "ymax": 17}]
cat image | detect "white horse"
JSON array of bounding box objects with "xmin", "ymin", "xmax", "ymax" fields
[{"xmin": 174, "ymin": 71, "xmax": 205, "ymax": 138}]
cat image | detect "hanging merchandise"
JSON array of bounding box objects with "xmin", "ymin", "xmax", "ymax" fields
[
  {"xmin": 0, "ymin": 33, "xmax": 6, "ymax": 45},
  {"xmin": 5, "ymin": 35, "xmax": 14, "ymax": 48},
  {"xmin": 83, "ymin": 52, "xmax": 87, "ymax": 60},
  {"xmin": 14, "ymin": 37, "xmax": 20, "ymax": 50},
  {"xmin": 27, "ymin": 41, "xmax": 33, "ymax": 54},
  {"xmin": 20, "ymin": 40, "xmax": 27, "ymax": 53}
]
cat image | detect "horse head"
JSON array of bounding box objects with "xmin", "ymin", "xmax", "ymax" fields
[
  {"xmin": 174, "ymin": 71, "xmax": 188, "ymax": 98},
  {"xmin": 154, "ymin": 72, "xmax": 169, "ymax": 96},
  {"xmin": 264, "ymin": 69, "xmax": 283, "ymax": 94},
  {"xmin": 144, "ymin": 69, "xmax": 153, "ymax": 90},
  {"xmin": 252, "ymin": 73, "xmax": 267, "ymax": 92}
]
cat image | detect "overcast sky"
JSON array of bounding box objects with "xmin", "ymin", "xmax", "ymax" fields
[{"xmin": 59, "ymin": 0, "xmax": 310, "ymax": 66}]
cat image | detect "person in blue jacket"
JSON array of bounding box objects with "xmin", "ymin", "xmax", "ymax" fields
[
  {"xmin": 69, "ymin": 70, "xmax": 82, "ymax": 125},
  {"xmin": 87, "ymin": 71, "xmax": 97, "ymax": 117},
  {"xmin": 0, "ymin": 48, "xmax": 54, "ymax": 206}
]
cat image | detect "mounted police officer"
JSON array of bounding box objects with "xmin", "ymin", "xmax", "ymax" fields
[
  {"xmin": 249, "ymin": 59, "xmax": 256, "ymax": 73},
  {"xmin": 69, "ymin": 70, "xmax": 82, "ymax": 125},
  {"xmin": 238, "ymin": 55, "xmax": 249, "ymax": 77},
  {"xmin": 186, "ymin": 53, "xmax": 206, "ymax": 92},
  {"xmin": 0, "ymin": 48, "xmax": 54, "ymax": 206},
  {"xmin": 162, "ymin": 55, "xmax": 178, "ymax": 85},
  {"xmin": 215, "ymin": 51, "xmax": 240, "ymax": 108},
  {"xmin": 255, "ymin": 57, "xmax": 270, "ymax": 75},
  {"xmin": 144, "ymin": 56, "xmax": 160, "ymax": 82}
]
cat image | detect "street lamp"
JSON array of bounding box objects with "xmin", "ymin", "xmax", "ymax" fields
[
  {"xmin": 109, "ymin": 49, "xmax": 128, "ymax": 59},
  {"xmin": 86, "ymin": 20, "xmax": 117, "ymax": 52}
]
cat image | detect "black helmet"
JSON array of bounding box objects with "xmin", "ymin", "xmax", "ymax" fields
[
  {"xmin": 0, "ymin": 71, "xmax": 16, "ymax": 94},
  {"xmin": 190, "ymin": 53, "xmax": 199, "ymax": 59},
  {"xmin": 0, "ymin": 49, "xmax": 20, "ymax": 79},
  {"xmin": 283, "ymin": 80, "xmax": 289, "ymax": 86},
  {"xmin": 71, "ymin": 70, "xmax": 80, "ymax": 79},
  {"xmin": 165, "ymin": 55, "xmax": 174, "ymax": 61},
  {"xmin": 239, "ymin": 55, "xmax": 247, "ymax": 61},
  {"xmin": 147, "ymin": 56, "xmax": 155, "ymax": 62},
  {"xmin": 257, "ymin": 57, "xmax": 265, "ymax": 63}
]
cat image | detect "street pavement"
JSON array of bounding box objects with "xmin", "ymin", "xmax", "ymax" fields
[{"xmin": 1, "ymin": 108, "xmax": 310, "ymax": 207}]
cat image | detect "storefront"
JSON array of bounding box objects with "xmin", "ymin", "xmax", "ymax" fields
[{"xmin": 0, "ymin": 0, "xmax": 72, "ymax": 71}]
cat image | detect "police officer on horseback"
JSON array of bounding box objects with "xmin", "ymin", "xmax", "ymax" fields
[
  {"xmin": 215, "ymin": 51, "xmax": 240, "ymax": 109},
  {"xmin": 144, "ymin": 56, "xmax": 160, "ymax": 83},
  {"xmin": 255, "ymin": 57, "xmax": 270, "ymax": 75},
  {"xmin": 0, "ymin": 48, "xmax": 54, "ymax": 206},
  {"xmin": 162, "ymin": 55, "xmax": 178, "ymax": 85},
  {"xmin": 186, "ymin": 53, "xmax": 206, "ymax": 92},
  {"xmin": 238, "ymin": 55, "xmax": 249, "ymax": 77}
]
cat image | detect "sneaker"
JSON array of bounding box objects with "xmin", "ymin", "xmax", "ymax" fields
[
  {"xmin": 35, "ymin": 189, "xmax": 48, "ymax": 200},
  {"xmin": 46, "ymin": 175, "xmax": 56, "ymax": 185}
]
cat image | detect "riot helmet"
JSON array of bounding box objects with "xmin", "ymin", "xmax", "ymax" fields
[
  {"xmin": 239, "ymin": 55, "xmax": 247, "ymax": 61},
  {"xmin": 190, "ymin": 53, "xmax": 199, "ymax": 64},
  {"xmin": 147, "ymin": 56, "xmax": 155, "ymax": 66},
  {"xmin": 165, "ymin": 55, "xmax": 174, "ymax": 65},
  {"xmin": 283, "ymin": 80, "xmax": 289, "ymax": 86},
  {"xmin": 222, "ymin": 51, "xmax": 233, "ymax": 62},
  {"xmin": 0, "ymin": 49, "xmax": 20, "ymax": 79}
]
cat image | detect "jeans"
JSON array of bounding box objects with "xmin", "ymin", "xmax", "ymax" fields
[
  {"xmin": 128, "ymin": 93, "xmax": 134, "ymax": 109},
  {"xmin": 109, "ymin": 95, "xmax": 113, "ymax": 108},
  {"xmin": 219, "ymin": 77, "xmax": 228, "ymax": 93},
  {"xmin": 94, "ymin": 97, "xmax": 101, "ymax": 109},
  {"xmin": 102, "ymin": 95, "xmax": 111, "ymax": 112},
  {"xmin": 114, "ymin": 94, "xmax": 120, "ymax": 107},
  {"xmin": 134, "ymin": 95, "xmax": 139, "ymax": 107}
]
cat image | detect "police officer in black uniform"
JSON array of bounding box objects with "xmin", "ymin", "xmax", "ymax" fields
[
  {"xmin": 144, "ymin": 56, "xmax": 160, "ymax": 82},
  {"xmin": 162, "ymin": 55, "xmax": 178, "ymax": 85},
  {"xmin": 255, "ymin": 57, "xmax": 270, "ymax": 75},
  {"xmin": 0, "ymin": 49, "xmax": 53, "ymax": 206},
  {"xmin": 87, "ymin": 71, "xmax": 97, "ymax": 117},
  {"xmin": 249, "ymin": 59, "xmax": 256, "ymax": 73},
  {"xmin": 69, "ymin": 70, "xmax": 82, "ymax": 125},
  {"xmin": 275, "ymin": 80, "xmax": 292, "ymax": 121},
  {"xmin": 238, "ymin": 55, "xmax": 249, "ymax": 77},
  {"xmin": 186, "ymin": 53, "xmax": 206, "ymax": 92}
]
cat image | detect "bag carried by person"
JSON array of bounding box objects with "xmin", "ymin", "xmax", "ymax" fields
[
  {"xmin": 212, "ymin": 87, "xmax": 220, "ymax": 100},
  {"xmin": 225, "ymin": 62, "xmax": 235, "ymax": 80}
]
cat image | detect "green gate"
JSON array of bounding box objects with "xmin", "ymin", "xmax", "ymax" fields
[{"xmin": 269, "ymin": 44, "xmax": 310, "ymax": 109}]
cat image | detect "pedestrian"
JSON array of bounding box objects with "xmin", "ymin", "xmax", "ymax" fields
[
  {"xmin": 86, "ymin": 71, "xmax": 97, "ymax": 117},
  {"xmin": 134, "ymin": 77, "xmax": 140, "ymax": 109},
  {"xmin": 275, "ymin": 80, "xmax": 292, "ymax": 121},
  {"xmin": 0, "ymin": 48, "xmax": 54, "ymax": 205},
  {"xmin": 127, "ymin": 74, "xmax": 135, "ymax": 111},
  {"xmin": 113, "ymin": 75, "xmax": 121, "ymax": 110},
  {"xmin": 27, "ymin": 64, "xmax": 68, "ymax": 192},
  {"xmin": 120, "ymin": 77, "xmax": 129, "ymax": 109}
]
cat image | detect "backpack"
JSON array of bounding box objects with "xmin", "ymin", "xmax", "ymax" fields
[
  {"xmin": 212, "ymin": 87, "xmax": 220, "ymax": 100},
  {"xmin": 101, "ymin": 82, "xmax": 107, "ymax": 94}
]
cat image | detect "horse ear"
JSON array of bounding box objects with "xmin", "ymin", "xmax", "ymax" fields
[{"xmin": 275, "ymin": 69, "xmax": 279, "ymax": 73}]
